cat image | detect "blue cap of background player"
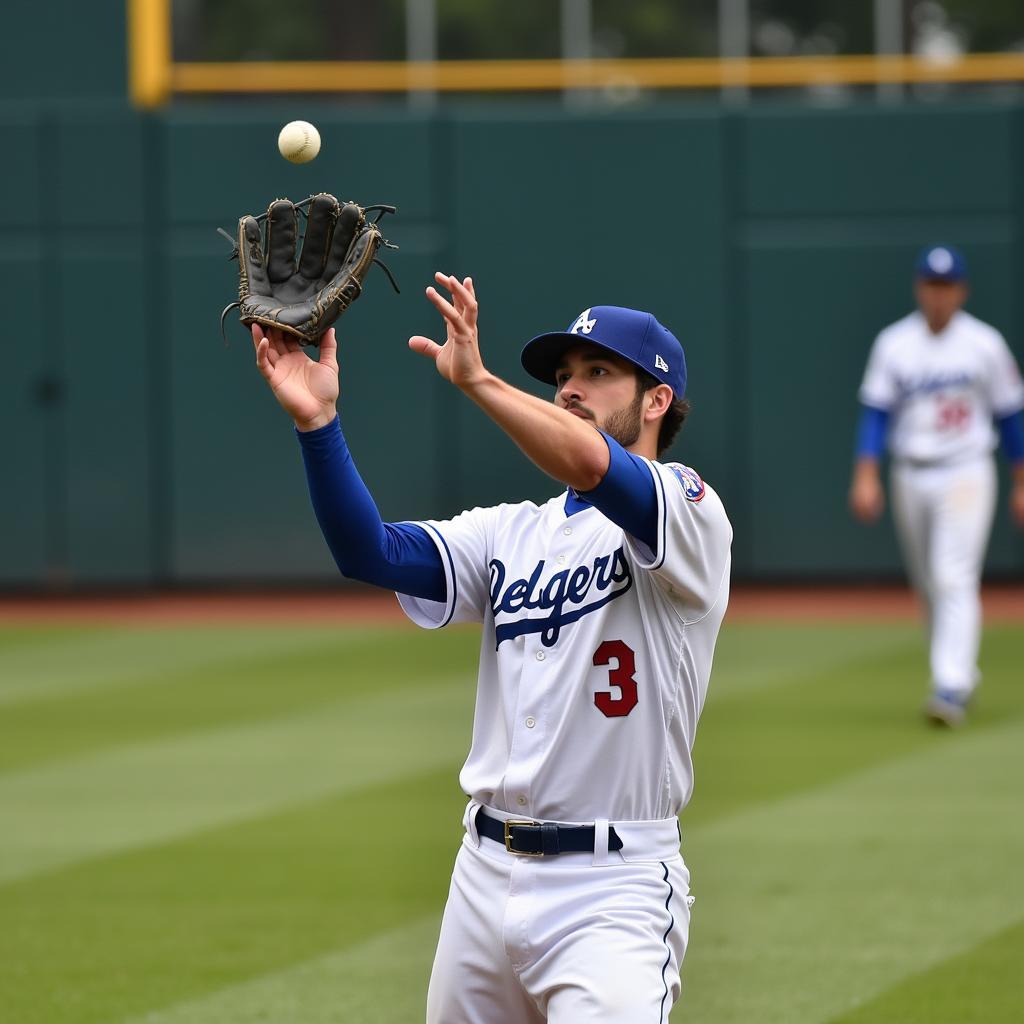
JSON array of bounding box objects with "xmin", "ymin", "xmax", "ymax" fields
[
  {"xmin": 915, "ymin": 245, "xmax": 967, "ymax": 283},
  {"xmin": 521, "ymin": 306, "xmax": 687, "ymax": 398}
]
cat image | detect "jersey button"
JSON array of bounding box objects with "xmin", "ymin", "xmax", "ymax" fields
[
  {"xmin": 557, "ymin": 555, "xmax": 566, "ymax": 565},
  {"xmin": 525, "ymin": 716, "xmax": 536, "ymax": 728},
  {"xmin": 517, "ymin": 795, "xmax": 528, "ymax": 807},
  {"xmin": 563, "ymin": 527, "xmax": 572, "ymax": 536},
  {"xmin": 535, "ymin": 651, "xmax": 546, "ymax": 662}
]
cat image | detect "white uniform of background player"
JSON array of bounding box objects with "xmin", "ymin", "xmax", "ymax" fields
[
  {"xmin": 850, "ymin": 245, "xmax": 1024, "ymax": 725},
  {"xmin": 250, "ymin": 278, "xmax": 732, "ymax": 1022}
]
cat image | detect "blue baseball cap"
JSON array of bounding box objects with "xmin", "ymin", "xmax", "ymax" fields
[
  {"xmin": 521, "ymin": 305, "xmax": 687, "ymax": 398},
  {"xmin": 915, "ymin": 245, "xmax": 967, "ymax": 283}
]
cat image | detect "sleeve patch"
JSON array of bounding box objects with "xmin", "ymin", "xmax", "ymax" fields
[{"xmin": 668, "ymin": 463, "xmax": 705, "ymax": 503}]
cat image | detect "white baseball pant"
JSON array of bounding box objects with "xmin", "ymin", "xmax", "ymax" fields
[
  {"xmin": 425, "ymin": 802, "xmax": 692, "ymax": 1024},
  {"xmin": 890, "ymin": 454, "xmax": 997, "ymax": 696}
]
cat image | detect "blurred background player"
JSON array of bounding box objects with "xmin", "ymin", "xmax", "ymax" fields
[{"xmin": 849, "ymin": 245, "xmax": 1024, "ymax": 726}]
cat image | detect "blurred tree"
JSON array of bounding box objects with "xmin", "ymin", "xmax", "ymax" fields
[
  {"xmin": 592, "ymin": 0, "xmax": 718, "ymax": 58},
  {"xmin": 172, "ymin": 0, "xmax": 1024, "ymax": 63},
  {"xmin": 939, "ymin": 0, "xmax": 1024, "ymax": 51},
  {"xmin": 436, "ymin": 0, "xmax": 561, "ymax": 60},
  {"xmin": 749, "ymin": 1, "xmax": 1024, "ymax": 56},
  {"xmin": 750, "ymin": 0, "xmax": 873, "ymax": 55},
  {"xmin": 174, "ymin": 0, "xmax": 404, "ymax": 61}
]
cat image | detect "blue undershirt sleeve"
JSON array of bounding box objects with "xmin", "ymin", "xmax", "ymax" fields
[
  {"xmin": 996, "ymin": 410, "xmax": 1024, "ymax": 463},
  {"xmin": 578, "ymin": 432, "xmax": 658, "ymax": 551},
  {"xmin": 296, "ymin": 416, "xmax": 446, "ymax": 602},
  {"xmin": 855, "ymin": 405, "xmax": 890, "ymax": 459}
]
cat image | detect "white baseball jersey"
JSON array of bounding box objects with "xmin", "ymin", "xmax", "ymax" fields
[
  {"xmin": 398, "ymin": 459, "xmax": 732, "ymax": 823},
  {"xmin": 859, "ymin": 310, "xmax": 1024, "ymax": 463}
]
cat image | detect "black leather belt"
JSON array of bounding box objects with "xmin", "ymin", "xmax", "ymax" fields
[{"xmin": 476, "ymin": 808, "xmax": 623, "ymax": 857}]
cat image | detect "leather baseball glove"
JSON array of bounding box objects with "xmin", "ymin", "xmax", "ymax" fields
[{"xmin": 219, "ymin": 193, "xmax": 398, "ymax": 346}]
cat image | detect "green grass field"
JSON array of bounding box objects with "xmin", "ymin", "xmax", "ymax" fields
[{"xmin": 1, "ymin": 615, "xmax": 1021, "ymax": 1023}]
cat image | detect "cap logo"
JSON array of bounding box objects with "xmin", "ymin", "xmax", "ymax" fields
[
  {"xmin": 570, "ymin": 308, "xmax": 597, "ymax": 335},
  {"xmin": 928, "ymin": 248, "xmax": 953, "ymax": 274},
  {"xmin": 655, "ymin": 354, "xmax": 669, "ymax": 372}
]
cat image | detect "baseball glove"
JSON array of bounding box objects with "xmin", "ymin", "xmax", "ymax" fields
[{"xmin": 219, "ymin": 193, "xmax": 398, "ymax": 346}]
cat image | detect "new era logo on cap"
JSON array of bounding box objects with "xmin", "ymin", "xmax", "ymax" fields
[{"xmin": 521, "ymin": 305, "xmax": 687, "ymax": 399}]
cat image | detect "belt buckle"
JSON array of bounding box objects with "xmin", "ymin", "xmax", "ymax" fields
[{"xmin": 504, "ymin": 818, "xmax": 543, "ymax": 856}]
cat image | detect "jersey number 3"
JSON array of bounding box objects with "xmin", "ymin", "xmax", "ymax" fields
[{"xmin": 593, "ymin": 640, "xmax": 639, "ymax": 718}]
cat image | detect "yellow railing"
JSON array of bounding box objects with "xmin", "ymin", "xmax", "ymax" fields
[
  {"xmin": 128, "ymin": 0, "xmax": 172, "ymax": 108},
  {"xmin": 128, "ymin": 2, "xmax": 1024, "ymax": 108},
  {"xmin": 170, "ymin": 53, "xmax": 1024, "ymax": 97}
]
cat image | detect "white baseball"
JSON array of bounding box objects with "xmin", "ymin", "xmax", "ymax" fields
[{"xmin": 277, "ymin": 120, "xmax": 321, "ymax": 164}]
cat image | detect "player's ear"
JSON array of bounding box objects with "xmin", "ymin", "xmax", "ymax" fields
[{"xmin": 645, "ymin": 384, "xmax": 674, "ymax": 421}]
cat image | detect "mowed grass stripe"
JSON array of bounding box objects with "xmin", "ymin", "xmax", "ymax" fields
[
  {"xmin": 3, "ymin": 623, "xmax": 1017, "ymax": 887},
  {"xmin": 679, "ymin": 717, "xmax": 1024, "ymax": 1023},
  {"xmin": 0, "ymin": 624, "xmax": 94, "ymax": 653},
  {"xmin": 3, "ymin": 619, "xmax": 1021, "ymax": 1023},
  {"xmin": 0, "ymin": 620, "xmax": 934, "ymax": 783},
  {"xmin": 0, "ymin": 626, "xmax": 477, "ymax": 774},
  {"xmin": 5, "ymin": 673, "xmax": 1017, "ymax": 1024},
  {"xmin": 686, "ymin": 623, "xmax": 1022, "ymax": 827},
  {"xmin": 127, "ymin": 916, "xmax": 440, "ymax": 1024},
  {"xmin": 0, "ymin": 626, "xmax": 356, "ymax": 705},
  {"xmin": 0, "ymin": 675, "xmax": 472, "ymax": 885},
  {"xmin": 830, "ymin": 915, "xmax": 1024, "ymax": 1023},
  {"xmin": 708, "ymin": 622, "xmax": 919, "ymax": 700},
  {"xmin": 0, "ymin": 621, "xmax": 929, "ymax": 781},
  {"xmin": 0, "ymin": 771, "xmax": 463, "ymax": 1024}
]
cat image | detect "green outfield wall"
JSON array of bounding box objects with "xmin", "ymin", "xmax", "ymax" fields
[{"xmin": 2, "ymin": 60, "xmax": 1023, "ymax": 585}]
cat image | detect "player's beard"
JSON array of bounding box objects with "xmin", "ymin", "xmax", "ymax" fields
[{"xmin": 600, "ymin": 388, "xmax": 645, "ymax": 449}]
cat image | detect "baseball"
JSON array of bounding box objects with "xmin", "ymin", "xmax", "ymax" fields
[{"xmin": 277, "ymin": 120, "xmax": 321, "ymax": 163}]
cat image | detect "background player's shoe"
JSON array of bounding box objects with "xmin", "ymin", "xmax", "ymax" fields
[{"xmin": 923, "ymin": 690, "xmax": 968, "ymax": 728}]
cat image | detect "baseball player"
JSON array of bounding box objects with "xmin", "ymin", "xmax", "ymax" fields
[
  {"xmin": 251, "ymin": 273, "xmax": 732, "ymax": 1022},
  {"xmin": 849, "ymin": 245, "xmax": 1024, "ymax": 726}
]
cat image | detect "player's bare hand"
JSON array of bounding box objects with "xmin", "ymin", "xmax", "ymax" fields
[
  {"xmin": 253, "ymin": 323, "xmax": 339, "ymax": 431},
  {"xmin": 849, "ymin": 463, "xmax": 885, "ymax": 523},
  {"xmin": 409, "ymin": 273, "xmax": 489, "ymax": 390},
  {"xmin": 1010, "ymin": 479, "xmax": 1024, "ymax": 529}
]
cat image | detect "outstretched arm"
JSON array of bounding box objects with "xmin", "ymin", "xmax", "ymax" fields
[
  {"xmin": 298, "ymin": 418, "xmax": 445, "ymax": 600},
  {"xmin": 252, "ymin": 324, "xmax": 445, "ymax": 599},
  {"xmin": 409, "ymin": 273, "xmax": 610, "ymax": 492}
]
